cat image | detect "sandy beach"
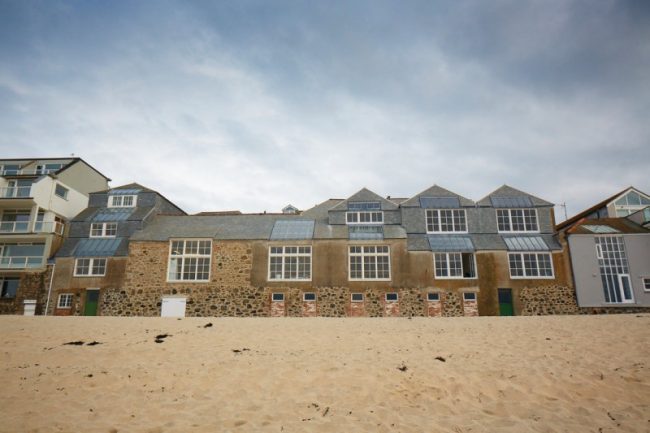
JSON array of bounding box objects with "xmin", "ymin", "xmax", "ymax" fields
[{"xmin": 0, "ymin": 315, "xmax": 648, "ymax": 433}]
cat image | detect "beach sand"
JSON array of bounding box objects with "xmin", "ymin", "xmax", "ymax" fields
[{"xmin": 0, "ymin": 315, "xmax": 648, "ymax": 433}]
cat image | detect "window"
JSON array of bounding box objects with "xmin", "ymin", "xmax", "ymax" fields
[
  {"xmin": 167, "ymin": 240, "xmax": 211, "ymax": 282},
  {"xmin": 54, "ymin": 184, "xmax": 68, "ymax": 199},
  {"xmin": 434, "ymin": 253, "xmax": 477, "ymax": 279},
  {"xmin": 57, "ymin": 293, "xmax": 74, "ymax": 308},
  {"xmin": 36, "ymin": 163, "xmax": 63, "ymax": 174},
  {"xmin": 349, "ymin": 245, "xmax": 391, "ymax": 280},
  {"xmin": 346, "ymin": 211, "xmax": 383, "ymax": 225},
  {"xmin": 272, "ymin": 293, "xmax": 285, "ymax": 302},
  {"xmin": 0, "ymin": 277, "xmax": 19, "ymax": 298},
  {"xmin": 497, "ymin": 209, "xmax": 538, "ymax": 232},
  {"xmin": 508, "ymin": 253, "xmax": 554, "ymax": 278},
  {"xmin": 463, "ymin": 292, "xmax": 477, "ymax": 302},
  {"xmin": 385, "ymin": 292, "xmax": 398, "ymax": 302},
  {"xmin": 427, "ymin": 292, "xmax": 440, "ymax": 302},
  {"xmin": 108, "ymin": 195, "xmax": 137, "ymax": 208},
  {"xmin": 596, "ymin": 237, "xmax": 634, "ymax": 303},
  {"xmin": 74, "ymin": 258, "xmax": 107, "ymax": 276},
  {"xmin": 643, "ymin": 278, "xmax": 650, "ymax": 292},
  {"xmin": 351, "ymin": 293, "xmax": 364, "ymax": 302},
  {"xmin": 303, "ymin": 292, "xmax": 316, "ymax": 301},
  {"xmin": 426, "ymin": 209, "xmax": 467, "ymax": 233},
  {"xmin": 89, "ymin": 222, "xmax": 117, "ymax": 238},
  {"xmin": 268, "ymin": 246, "xmax": 311, "ymax": 281},
  {"xmin": 613, "ymin": 190, "xmax": 650, "ymax": 216}
]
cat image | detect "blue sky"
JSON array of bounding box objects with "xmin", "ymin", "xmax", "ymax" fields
[{"xmin": 1, "ymin": 0, "xmax": 648, "ymax": 218}]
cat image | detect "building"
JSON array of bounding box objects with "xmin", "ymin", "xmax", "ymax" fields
[
  {"xmin": 81, "ymin": 184, "xmax": 575, "ymax": 318},
  {"xmin": 557, "ymin": 187, "xmax": 650, "ymax": 312},
  {"xmin": 48, "ymin": 183, "xmax": 185, "ymax": 316},
  {"xmin": 0, "ymin": 158, "xmax": 110, "ymax": 315}
]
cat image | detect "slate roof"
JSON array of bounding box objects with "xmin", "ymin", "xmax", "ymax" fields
[
  {"xmin": 477, "ymin": 185, "xmax": 553, "ymax": 207},
  {"xmin": 72, "ymin": 206, "xmax": 155, "ymax": 222},
  {"xmin": 329, "ymin": 188, "xmax": 399, "ymax": 211},
  {"xmin": 401, "ymin": 185, "xmax": 475, "ymax": 208},
  {"xmin": 407, "ymin": 233, "xmax": 561, "ymax": 251},
  {"xmin": 567, "ymin": 218, "xmax": 650, "ymax": 235}
]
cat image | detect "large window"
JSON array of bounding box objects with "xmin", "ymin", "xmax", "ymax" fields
[
  {"xmin": 596, "ymin": 236, "xmax": 634, "ymax": 303},
  {"xmin": 0, "ymin": 277, "xmax": 19, "ymax": 298},
  {"xmin": 613, "ymin": 190, "xmax": 650, "ymax": 216},
  {"xmin": 346, "ymin": 211, "xmax": 383, "ymax": 224},
  {"xmin": 434, "ymin": 253, "xmax": 477, "ymax": 278},
  {"xmin": 108, "ymin": 195, "xmax": 137, "ymax": 208},
  {"xmin": 74, "ymin": 258, "xmax": 107, "ymax": 276},
  {"xmin": 349, "ymin": 245, "xmax": 390, "ymax": 280},
  {"xmin": 426, "ymin": 209, "xmax": 467, "ymax": 233},
  {"xmin": 268, "ymin": 246, "xmax": 311, "ymax": 281},
  {"xmin": 508, "ymin": 253, "xmax": 553, "ymax": 278},
  {"xmin": 497, "ymin": 209, "xmax": 538, "ymax": 232},
  {"xmin": 167, "ymin": 240, "xmax": 211, "ymax": 282},
  {"xmin": 89, "ymin": 222, "xmax": 117, "ymax": 238}
]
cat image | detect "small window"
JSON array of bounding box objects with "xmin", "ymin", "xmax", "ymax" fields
[
  {"xmin": 463, "ymin": 292, "xmax": 477, "ymax": 302},
  {"xmin": 351, "ymin": 293, "xmax": 364, "ymax": 302},
  {"xmin": 74, "ymin": 258, "xmax": 107, "ymax": 276},
  {"xmin": 427, "ymin": 292, "xmax": 440, "ymax": 302},
  {"xmin": 385, "ymin": 292, "xmax": 398, "ymax": 302},
  {"xmin": 90, "ymin": 222, "xmax": 118, "ymax": 238},
  {"xmin": 303, "ymin": 292, "xmax": 316, "ymax": 301},
  {"xmin": 644, "ymin": 278, "xmax": 650, "ymax": 292},
  {"xmin": 109, "ymin": 195, "xmax": 137, "ymax": 208},
  {"xmin": 0, "ymin": 278, "xmax": 20, "ymax": 298},
  {"xmin": 272, "ymin": 293, "xmax": 285, "ymax": 302},
  {"xmin": 58, "ymin": 293, "xmax": 74, "ymax": 308},
  {"xmin": 55, "ymin": 184, "xmax": 68, "ymax": 199}
]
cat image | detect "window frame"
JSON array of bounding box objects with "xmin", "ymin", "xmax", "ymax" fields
[
  {"xmin": 303, "ymin": 292, "xmax": 316, "ymax": 302},
  {"xmin": 463, "ymin": 292, "xmax": 477, "ymax": 302},
  {"xmin": 427, "ymin": 292, "xmax": 440, "ymax": 302},
  {"xmin": 271, "ymin": 293, "xmax": 285, "ymax": 302},
  {"xmin": 267, "ymin": 245, "xmax": 312, "ymax": 281},
  {"xmin": 508, "ymin": 252, "xmax": 554, "ymax": 279},
  {"xmin": 348, "ymin": 245, "xmax": 391, "ymax": 281},
  {"xmin": 73, "ymin": 257, "xmax": 107, "ymax": 277},
  {"xmin": 351, "ymin": 293, "xmax": 365, "ymax": 302},
  {"xmin": 167, "ymin": 239, "xmax": 212, "ymax": 282},
  {"xmin": 425, "ymin": 209, "xmax": 468, "ymax": 233},
  {"xmin": 433, "ymin": 252, "xmax": 477, "ymax": 279},
  {"xmin": 54, "ymin": 184, "xmax": 69, "ymax": 199},
  {"xmin": 346, "ymin": 211, "xmax": 384, "ymax": 225},
  {"xmin": 89, "ymin": 222, "xmax": 118, "ymax": 238},
  {"xmin": 385, "ymin": 292, "xmax": 398, "ymax": 302},
  {"xmin": 643, "ymin": 278, "xmax": 650, "ymax": 292},
  {"xmin": 0, "ymin": 277, "xmax": 20, "ymax": 298},
  {"xmin": 57, "ymin": 293, "xmax": 74, "ymax": 308},
  {"xmin": 108, "ymin": 195, "xmax": 137, "ymax": 208},
  {"xmin": 496, "ymin": 208, "xmax": 539, "ymax": 233}
]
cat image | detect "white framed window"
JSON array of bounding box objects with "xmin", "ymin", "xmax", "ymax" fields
[
  {"xmin": 271, "ymin": 293, "xmax": 285, "ymax": 302},
  {"xmin": 74, "ymin": 258, "xmax": 107, "ymax": 276},
  {"xmin": 427, "ymin": 292, "xmax": 440, "ymax": 302},
  {"xmin": 303, "ymin": 292, "xmax": 316, "ymax": 301},
  {"xmin": 54, "ymin": 184, "xmax": 68, "ymax": 199},
  {"xmin": 167, "ymin": 239, "xmax": 211, "ymax": 282},
  {"xmin": 497, "ymin": 209, "xmax": 539, "ymax": 232},
  {"xmin": 385, "ymin": 292, "xmax": 398, "ymax": 302},
  {"xmin": 108, "ymin": 195, "xmax": 137, "ymax": 208},
  {"xmin": 426, "ymin": 209, "xmax": 467, "ymax": 233},
  {"xmin": 349, "ymin": 245, "xmax": 391, "ymax": 280},
  {"xmin": 89, "ymin": 222, "xmax": 117, "ymax": 238},
  {"xmin": 434, "ymin": 253, "xmax": 477, "ymax": 279},
  {"xmin": 57, "ymin": 293, "xmax": 74, "ymax": 308},
  {"xmin": 268, "ymin": 246, "xmax": 311, "ymax": 281},
  {"xmin": 463, "ymin": 292, "xmax": 477, "ymax": 302},
  {"xmin": 508, "ymin": 253, "xmax": 554, "ymax": 278},
  {"xmin": 346, "ymin": 211, "xmax": 383, "ymax": 225},
  {"xmin": 351, "ymin": 293, "xmax": 364, "ymax": 302},
  {"xmin": 596, "ymin": 236, "xmax": 634, "ymax": 303},
  {"xmin": 643, "ymin": 278, "xmax": 650, "ymax": 292}
]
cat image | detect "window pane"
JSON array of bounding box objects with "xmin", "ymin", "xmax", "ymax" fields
[
  {"xmin": 509, "ymin": 254, "xmax": 523, "ymax": 277},
  {"xmin": 497, "ymin": 210, "xmax": 510, "ymax": 231}
]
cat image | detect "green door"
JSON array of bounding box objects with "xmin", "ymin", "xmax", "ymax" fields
[
  {"xmin": 498, "ymin": 289, "xmax": 514, "ymax": 316},
  {"xmin": 84, "ymin": 290, "xmax": 99, "ymax": 316}
]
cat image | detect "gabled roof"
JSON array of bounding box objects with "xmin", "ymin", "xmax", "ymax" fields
[
  {"xmin": 329, "ymin": 188, "xmax": 398, "ymax": 211},
  {"xmin": 400, "ymin": 185, "xmax": 475, "ymax": 208},
  {"xmin": 476, "ymin": 185, "xmax": 553, "ymax": 207},
  {"xmin": 0, "ymin": 157, "xmax": 111, "ymax": 181},
  {"xmin": 92, "ymin": 182, "xmax": 186, "ymax": 215},
  {"xmin": 567, "ymin": 218, "xmax": 650, "ymax": 235},
  {"xmin": 302, "ymin": 199, "xmax": 344, "ymax": 221},
  {"xmin": 557, "ymin": 186, "xmax": 649, "ymax": 231}
]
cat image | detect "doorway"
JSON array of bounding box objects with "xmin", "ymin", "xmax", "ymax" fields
[
  {"xmin": 84, "ymin": 289, "xmax": 100, "ymax": 316},
  {"xmin": 498, "ymin": 288, "xmax": 514, "ymax": 316}
]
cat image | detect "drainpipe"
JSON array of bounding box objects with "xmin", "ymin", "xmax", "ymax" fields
[{"xmin": 44, "ymin": 261, "xmax": 55, "ymax": 316}]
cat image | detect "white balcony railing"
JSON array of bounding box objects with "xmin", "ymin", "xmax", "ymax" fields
[
  {"xmin": 0, "ymin": 168, "xmax": 58, "ymax": 176},
  {"xmin": 0, "ymin": 186, "xmax": 32, "ymax": 198},
  {"xmin": 0, "ymin": 256, "xmax": 44, "ymax": 269},
  {"xmin": 0, "ymin": 221, "xmax": 65, "ymax": 235}
]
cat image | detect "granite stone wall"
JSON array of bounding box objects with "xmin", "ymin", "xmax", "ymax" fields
[{"xmin": 519, "ymin": 285, "xmax": 580, "ymax": 315}]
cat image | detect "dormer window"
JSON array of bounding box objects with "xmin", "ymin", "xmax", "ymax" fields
[
  {"xmin": 36, "ymin": 163, "xmax": 64, "ymax": 174},
  {"xmin": 108, "ymin": 195, "xmax": 137, "ymax": 208},
  {"xmin": 497, "ymin": 209, "xmax": 538, "ymax": 232},
  {"xmin": 613, "ymin": 190, "xmax": 650, "ymax": 216},
  {"xmin": 346, "ymin": 211, "xmax": 383, "ymax": 224},
  {"xmin": 426, "ymin": 209, "xmax": 467, "ymax": 233}
]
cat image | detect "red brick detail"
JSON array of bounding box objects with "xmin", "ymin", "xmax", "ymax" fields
[
  {"xmin": 54, "ymin": 308, "xmax": 73, "ymax": 316},
  {"xmin": 427, "ymin": 301, "xmax": 442, "ymax": 317},
  {"xmin": 302, "ymin": 301, "xmax": 317, "ymax": 317},
  {"xmin": 349, "ymin": 301, "xmax": 366, "ymax": 317},
  {"xmin": 463, "ymin": 300, "xmax": 479, "ymax": 317},
  {"xmin": 384, "ymin": 301, "xmax": 400, "ymax": 317},
  {"xmin": 270, "ymin": 300, "xmax": 285, "ymax": 317}
]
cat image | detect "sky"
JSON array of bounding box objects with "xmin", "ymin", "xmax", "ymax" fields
[{"xmin": 0, "ymin": 0, "xmax": 648, "ymax": 219}]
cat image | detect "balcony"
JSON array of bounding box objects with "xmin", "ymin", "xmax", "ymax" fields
[
  {"xmin": 0, "ymin": 256, "xmax": 45, "ymax": 269},
  {"xmin": 0, "ymin": 186, "xmax": 32, "ymax": 198},
  {"xmin": 0, "ymin": 168, "xmax": 58, "ymax": 176},
  {"xmin": 0, "ymin": 221, "xmax": 64, "ymax": 236}
]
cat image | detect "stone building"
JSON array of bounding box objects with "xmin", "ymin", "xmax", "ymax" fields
[
  {"xmin": 90, "ymin": 185, "xmax": 575, "ymax": 318},
  {"xmin": 0, "ymin": 158, "xmax": 110, "ymax": 315},
  {"xmin": 48, "ymin": 183, "xmax": 185, "ymax": 316}
]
